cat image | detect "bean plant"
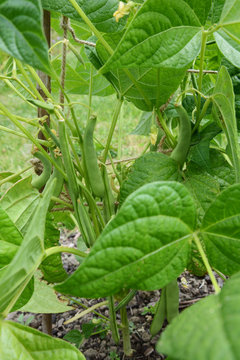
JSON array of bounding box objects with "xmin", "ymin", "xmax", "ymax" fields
[{"xmin": 0, "ymin": 0, "xmax": 240, "ymax": 359}]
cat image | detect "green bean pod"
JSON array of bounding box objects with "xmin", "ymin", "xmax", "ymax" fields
[
  {"xmin": 31, "ymin": 151, "xmax": 52, "ymax": 190},
  {"xmin": 165, "ymin": 279, "xmax": 179, "ymax": 323},
  {"xmin": 171, "ymin": 105, "xmax": 191, "ymax": 167},
  {"xmin": 48, "ymin": 153, "xmax": 65, "ymax": 210},
  {"xmin": 150, "ymin": 280, "xmax": 179, "ymax": 336},
  {"xmin": 102, "ymin": 167, "xmax": 115, "ymax": 222},
  {"xmin": 83, "ymin": 115, "xmax": 105, "ymax": 198},
  {"xmin": 150, "ymin": 287, "xmax": 167, "ymax": 336},
  {"xmin": 59, "ymin": 119, "xmax": 95, "ymax": 247}
]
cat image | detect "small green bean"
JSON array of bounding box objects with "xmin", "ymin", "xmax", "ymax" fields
[
  {"xmin": 83, "ymin": 115, "xmax": 105, "ymax": 198},
  {"xmin": 166, "ymin": 279, "xmax": 179, "ymax": 323},
  {"xmin": 31, "ymin": 151, "xmax": 52, "ymax": 190},
  {"xmin": 171, "ymin": 105, "xmax": 191, "ymax": 167},
  {"xmin": 150, "ymin": 287, "xmax": 166, "ymax": 336}
]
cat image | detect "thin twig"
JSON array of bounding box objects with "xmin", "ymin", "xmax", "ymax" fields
[
  {"xmin": 67, "ymin": 20, "xmax": 96, "ymax": 47},
  {"xmin": 187, "ymin": 69, "xmax": 218, "ymax": 74},
  {"xmin": 51, "ymin": 207, "xmax": 74, "ymax": 212},
  {"xmin": 105, "ymin": 156, "xmax": 139, "ymax": 165}
]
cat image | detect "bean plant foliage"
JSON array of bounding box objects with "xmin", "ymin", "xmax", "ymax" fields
[{"xmin": 0, "ymin": 0, "xmax": 240, "ymax": 359}]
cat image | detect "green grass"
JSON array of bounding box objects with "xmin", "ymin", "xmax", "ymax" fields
[
  {"xmin": 0, "ymin": 84, "xmax": 148, "ymax": 174},
  {"xmin": 0, "ymin": 84, "xmax": 36, "ymax": 171}
]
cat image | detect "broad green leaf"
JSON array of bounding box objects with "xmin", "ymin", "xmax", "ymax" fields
[
  {"xmin": 120, "ymin": 153, "xmax": 180, "ymax": 205},
  {"xmin": 131, "ymin": 112, "xmax": 152, "ymax": 136},
  {"xmin": 201, "ymin": 184, "xmax": 240, "ymax": 275},
  {"xmin": 206, "ymin": 149, "xmax": 235, "ymax": 188},
  {"xmin": 0, "ymin": 0, "xmax": 50, "ymax": 73},
  {"xmin": 11, "ymin": 277, "xmax": 34, "ymax": 312},
  {"xmin": 41, "ymin": 0, "xmax": 126, "ymax": 33},
  {"xmin": 91, "ymin": 33, "xmax": 187, "ymax": 111},
  {"xmin": 55, "ymin": 182, "xmax": 195, "ymax": 298},
  {"xmin": 215, "ymin": 0, "xmax": 240, "ymax": 67},
  {"xmin": 0, "ymin": 180, "xmax": 55, "ymax": 315},
  {"xmin": 0, "ymin": 320, "xmax": 85, "ymax": 360},
  {"xmin": 157, "ymin": 271, "xmax": 240, "ymax": 360},
  {"xmin": 211, "ymin": 0, "xmax": 225, "ymax": 23},
  {"xmin": 213, "ymin": 66, "xmax": 240, "ymax": 183},
  {"xmin": 51, "ymin": 57, "xmax": 114, "ymax": 97},
  {"xmin": 100, "ymin": 0, "xmax": 202, "ymax": 73},
  {"xmin": 19, "ymin": 272, "xmax": 72, "ymax": 313},
  {"xmin": 0, "ymin": 206, "xmax": 22, "ymax": 269},
  {"xmin": 187, "ymin": 240, "xmax": 207, "ymax": 276},
  {"xmin": 40, "ymin": 214, "xmax": 68, "ymax": 283},
  {"xmin": 184, "ymin": 165, "xmax": 220, "ymax": 225},
  {"xmin": 63, "ymin": 329, "xmax": 84, "ymax": 348},
  {"xmin": 184, "ymin": 0, "xmax": 212, "ymax": 25},
  {"xmin": 0, "ymin": 176, "xmax": 40, "ymax": 234},
  {"xmin": 188, "ymin": 123, "xmax": 221, "ymax": 169},
  {"xmin": 214, "ymin": 65, "xmax": 235, "ymax": 108},
  {"xmin": 0, "ymin": 171, "xmax": 22, "ymax": 184}
]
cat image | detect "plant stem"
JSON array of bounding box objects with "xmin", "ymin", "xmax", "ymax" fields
[
  {"xmin": 51, "ymin": 196, "xmax": 73, "ymax": 209},
  {"xmin": 108, "ymin": 296, "xmax": 120, "ymax": 344},
  {"xmin": 192, "ymin": 96, "xmax": 212, "ymax": 134},
  {"xmin": 193, "ymin": 233, "xmax": 220, "ymax": 294},
  {"xmin": 27, "ymin": 66, "xmax": 53, "ymax": 100},
  {"xmin": 64, "ymin": 300, "xmax": 108, "ymax": 324},
  {"xmin": 15, "ymin": 60, "xmax": 44, "ymax": 100},
  {"xmin": 66, "ymin": 297, "xmax": 109, "ymax": 321},
  {"xmin": 155, "ymin": 108, "xmax": 176, "ymax": 147},
  {"xmin": 44, "ymin": 246, "xmax": 88, "ymax": 259},
  {"xmin": 102, "ymin": 97, "xmax": 123, "ymax": 163},
  {"xmin": 87, "ymin": 65, "xmax": 94, "ymax": 122},
  {"xmin": 67, "ymin": 0, "xmax": 114, "ymax": 55},
  {"xmin": 0, "ymin": 125, "xmax": 49, "ymax": 145},
  {"xmin": 120, "ymin": 306, "xmax": 133, "ymax": 357},
  {"xmin": 3, "ymin": 79, "xmax": 37, "ymax": 102},
  {"xmin": 115, "ymin": 290, "xmax": 137, "ymax": 312},
  {"xmin": 195, "ymin": 30, "xmax": 208, "ymax": 130}
]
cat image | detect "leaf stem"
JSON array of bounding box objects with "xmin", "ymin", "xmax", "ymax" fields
[
  {"xmin": 67, "ymin": 0, "xmax": 114, "ymax": 55},
  {"xmin": 195, "ymin": 30, "xmax": 208, "ymax": 130},
  {"xmin": 193, "ymin": 233, "xmax": 220, "ymax": 294},
  {"xmin": 155, "ymin": 108, "xmax": 176, "ymax": 147},
  {"xmin": 192, "ymin": 96, "xmax": 212, "ymax": 134},
  {"xmin": 102, "ymin": 97, "xmax": 123, "ymax": 163},
  {"xmin": 44, "ymin": 246, "xmax": 87, "ymax": 259},
  {"xmin": 64, "ymin": 300, "xmax": 108, "ymax": 324},
  {"xmin": 108, "ymin": 296, "xmax": 120, "ymax": 344},
  {"xmin": 65, "ymin": 296, "xmax": 109, "ymax": 322},
  {"xmin": 120, "ymin": 306, "xmax": 133, "ymax": 357}
]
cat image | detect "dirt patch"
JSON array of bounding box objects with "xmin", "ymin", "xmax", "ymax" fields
[{"xmin": 7, "ymin": 230, "xmax": 224, "ymax": 359}]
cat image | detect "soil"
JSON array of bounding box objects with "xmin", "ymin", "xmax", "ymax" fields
[{"xmin": 7, "ymin": 229, "xmax": 224, "ymax": 360}]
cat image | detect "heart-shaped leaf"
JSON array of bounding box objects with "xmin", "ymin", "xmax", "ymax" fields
[
  {"xmin": 55, "ymin": 182, "xmax": 195, "ymax": 298},
  {"xmin": 100, "ymin": 0, "xmax": 202, "ymax": 73}
]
